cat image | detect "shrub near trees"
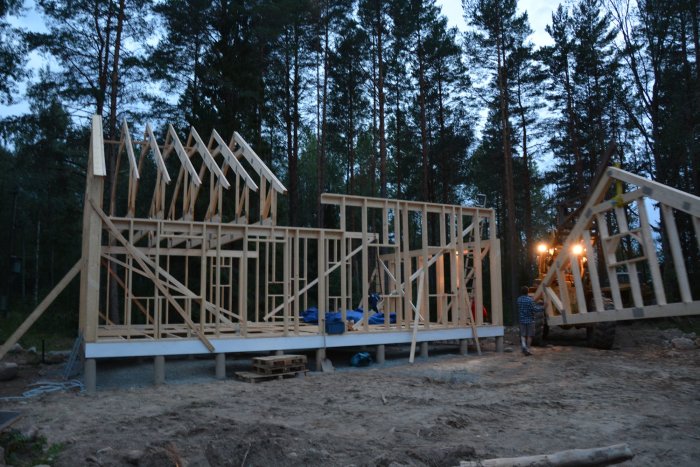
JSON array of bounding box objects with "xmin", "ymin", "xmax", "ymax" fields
[{"xmin": 0, "ymin": 0, "xmax": 697, "ymax": 326}]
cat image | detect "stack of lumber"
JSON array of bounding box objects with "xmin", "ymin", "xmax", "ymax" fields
[{"xmin": 235, "ymin": 354, "xmax": 308, "ymax": 383}]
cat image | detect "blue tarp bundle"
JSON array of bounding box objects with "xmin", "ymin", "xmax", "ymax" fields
[
  {"xmin": 300, "ymin": 306, "xmax": 396, "ymax": 325},
  {"xmin": 350, "ymin": 351, "xmax": 372, "ymax": 367}
]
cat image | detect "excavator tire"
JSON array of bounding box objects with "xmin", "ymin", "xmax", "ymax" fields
[
  {"xmin": 586, "ymin": 321, "xmax": 616, "ymax": 349},
  {"xmin": 532, "ymin": 312, "xmax": 548, "ymax": 347}
]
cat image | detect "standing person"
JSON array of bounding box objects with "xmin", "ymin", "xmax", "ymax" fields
[{"xmin": 517, "ymin": 286, "xmax": 542, "ymax": 356}]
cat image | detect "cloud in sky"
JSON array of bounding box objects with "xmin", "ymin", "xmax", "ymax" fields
[{"xmin": 437, "ymin": 0, "xmax": 559, "ymax": 47}]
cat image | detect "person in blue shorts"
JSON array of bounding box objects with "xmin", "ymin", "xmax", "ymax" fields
[{"xmin": 517, "ymin": 286, "xmax": 543, "ymax": 356}]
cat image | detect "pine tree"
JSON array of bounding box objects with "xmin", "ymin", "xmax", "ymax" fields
[
  {"xmin": 0, "ymin": 0, "xmax": 27, "ymax": 104},
  {"xmin": 464, "ymin": 0, "xmax": 530, "ymax": 317},
  {"xmin": 327, "ymin": 15, "xmax": 370, "ymax": 197},
  {"xmin": 541, "ymin": 1, "xmax": 624, "ymax": 206},
  {"xmin": 607, "ymin": 0, "xmax": 700, "ymax": 296},
  {"xmin": 148, "ymin": 0, "xmax": 213, "ymax": 126}
]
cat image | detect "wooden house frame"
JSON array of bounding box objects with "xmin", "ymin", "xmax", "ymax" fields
[
  {"xmin": 0, "ymin": 115, "xmax": 505, "ymax": 389},
  {"xmin": 535, "ymin": 167, "xmax": 700, "ymax": 326}
]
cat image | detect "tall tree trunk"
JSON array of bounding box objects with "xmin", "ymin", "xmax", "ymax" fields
[
  {"xmin": 284, "ymin": 31, "xmax": 296, "ymax": 225},
  {"xmin": 34, "ymin": 218, "xmax": 40, "ymax": 307},
  {"xmin": 292, "ymin": 27, "xmax": 300, "ymax": 225},
  {"xmin": 318, "ymin": 8, "xmax": 329, "ymax": 227},
  {"xmin": 369, "ymin": 25, "xmax": 377, "ymax": 197},
  {"xmin": 95, "ymin": 0, "xmax": 114, "ymax": 117},
  {"xmin": 516, "ymin": 78, "xmax": 532, "ymax": 278},
  {"xmin": 394, "ymin": 71, "xmax": 403, "ymax": 198},
  {"xmin": 497, "ymin": 30, "xmax": 518, "ymax": 322},
  {"xmin": 376, "ymin": 0, "xmax": 387, "ymax": 199},
  {"xmin": 417, "ymin": 31, "xmax": 429, "ymax": 202},
  {"xmin": 563, "ymin": 56, "xmax": 584, "ymax": 195},
  {"xmin": 105, "ymin": 0, "xmax": 126, "ymax": 325},
  {"xmin": 437, "ymin": 68, "xmax": 447, "ymax": 203},
  {"xmin": 520, "ymin": 109, "xmax": 533, "ymax": 278},
  {"xmin": 691, "ymin": 2, "xmax": 700, "ymax": 195},
  {"xmin": 349, "ymin": 93, "xmax": 356, "ymax": 195}
]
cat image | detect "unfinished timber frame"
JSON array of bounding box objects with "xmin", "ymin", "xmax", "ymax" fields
[
  {"xmin": 69, "ymin": 115, "xmax": 503, "ymax": 360},
  {"xmin": 535, "ymin": 166, "xmax": 700, "ymax": 326}
]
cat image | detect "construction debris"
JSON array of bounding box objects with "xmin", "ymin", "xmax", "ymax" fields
[
  {"xmin": 235, "ymin": 354, "xmax": 308, "ymax": 383},
  {"xmin": 458, "ymin": 443, "xmax": 633, "ymax": 467}
]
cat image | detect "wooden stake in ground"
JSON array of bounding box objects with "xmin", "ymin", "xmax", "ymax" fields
[{"xmin": 458, "ymin": 443, "xmax": 633, "ymax": 467}]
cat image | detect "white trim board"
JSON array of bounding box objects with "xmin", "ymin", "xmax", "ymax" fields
[{"xmin": 85, "ymin": 326, "xmax": 504, "ymax": 358}]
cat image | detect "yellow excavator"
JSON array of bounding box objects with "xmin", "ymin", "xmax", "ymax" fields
[
  {"xmin": 529, "ymin": 143, "xmax": 619, "ymax": 349},
  {"xmin": 531, "ymin": 232, "xmax": 616, "ymax": 348}
]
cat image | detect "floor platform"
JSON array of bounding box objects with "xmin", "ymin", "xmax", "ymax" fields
[{"xmin": 85, "ymin": 325, "xmax": 504, "ymax": 358}]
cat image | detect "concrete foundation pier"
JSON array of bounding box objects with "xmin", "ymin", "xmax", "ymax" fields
[
  {"xmin": 376, "ymin": 344, "xmax": 385, "ymax": 364},
  {"xmin": 215, "ymin": 353, "xmax": 226, "ymax": 380},
  {"xmin": 154, "ymin": 355, "xmax": 165, "ymax": 385},
  {"xmin": 84, "ymin": 358, "xmax": 96, "ymax": 393},
  {"xmin": 315, "ymin": 348, "xmax": 326, "ymax": 371},
  {"xmin": 420, "ymin": 342, "xmax": 429, "ymax": 358},
  {"xmin": 495, "ymin": 336, "xmax": 504, "ymax": 353},
  {"xmin": 459, "ymin": 339, "xmax": 468, "ymax": 355}
]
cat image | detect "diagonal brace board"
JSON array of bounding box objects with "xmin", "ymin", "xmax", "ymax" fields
[
  {"xmin": 90, "ymin": 200, "xmax": 215, "ymax": 352},
  {"xmin": 0, "ymin": 260, "xmax": 82, "ymax": 360}
]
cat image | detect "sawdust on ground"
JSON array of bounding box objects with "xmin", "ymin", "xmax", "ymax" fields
[{"xmin": 1, "ymin": 322, "xmax": 699, "ymax": 466}]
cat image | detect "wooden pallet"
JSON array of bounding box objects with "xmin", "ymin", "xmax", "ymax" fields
[
  {"xmin": 234, "ymin": 370, "xmax": 307, "ymax": 383},
  {"xmin": 252, "ymin": 354, "xmax": 307, "ymax": 368},
  {"xmin": 253, "ymin": 363, "xmax": 306, "ymax": 375}
]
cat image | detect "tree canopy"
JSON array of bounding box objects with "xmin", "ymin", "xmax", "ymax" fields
[{"xmin": 1, "ymin": 0, "xmax": 698, "ymax": 324}]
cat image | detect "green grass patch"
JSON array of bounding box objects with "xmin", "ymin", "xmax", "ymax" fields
[{"xmin": 0, "ymin": 429, "xmax": 64, "ymax": 466}]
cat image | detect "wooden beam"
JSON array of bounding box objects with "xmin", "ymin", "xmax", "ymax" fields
[
  {"xmin": 231, "ymin": 131, "xmax": 286, "ymax": 193},
  {"xmin": 91, "ymin": 115, "xmax": 106, "ymax": 176},
  {"xmin": 167, "ymin": 125, "xmax": 202, "ymax": 185},
  {"xmin": 0, "ymin": 261, "xmax": 82, "ymax": 360},
  {"xmin": 121, "ymin": 119, "xmax": 140, "ymax": 180},
  {"xmin": 145, "ymin": 123, "xmax": 171, "ymax": 183},
  {"xmin": 409, "ymin": 270, "xmax": 426, "ymax": 363},
  {"xmin": 488, "ymin": 210, "xmax": 503, "ymax": 326},
  {"xmin": 262, "ymin": 241, "xmax": 367, "ymax": 321},
  {"xmin": 582, "ymin": 230, "xmax": 604, "ymax": 312},
  {"xmin": 661, "ymin": 204, "xmax": 692, "ymax": 303},
  {"xmin": 91, "ymin": 201, "xmax": 215, "ymax": 352},
  {"xmin": 547, "ymin": 301, "xmax": 700, "ymax": 326},
  {"xmin": 101, "ymin": 257, "xmax": 153, "ymax": 325},
  {"xmin": 211, "ymin": 130, "xmax": 258, "ymax": 191},
  {"xmin": 608, "ymin": 167, "xmax": 700, "ymax": 217},
  {"xmin": 79, "ymin": 117, "xmax": 106, "ymax": 342},
  {"xmin": 188, "ymin": 126, "xmax": 229, "ymax": 189},
  {"xmin": 322, "ymin": 192, "xmax": 491, "ymax": 216}
]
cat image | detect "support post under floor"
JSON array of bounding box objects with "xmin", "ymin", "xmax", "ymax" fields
[
  {"xmin": 154, "ymin": 355, "xmax": 165, "ymax": 385},
  {"xmin": 315, "ymin": 348, "xmax": 326, "ymax": 371},
  {"xmin": 85, "ymin": 358, "xmax": 96, "ymax": 393},
  {"xmin": 495, "ymin": 336, "xmax": 504, "ymax": 353},
  {"xmin": 215, "ymin": 353, "xmax": 226, "ymax": 380},
  {"xmin": 459, "ymin": 339, "xmax": 468, "ymax": 356},
  {"xmin": 420, "ymin": 342, "xmax": 429, "ymax": 358},
  {"xmin": 376, "ymin": 344, "xmax": 385, "ymax": 364}
]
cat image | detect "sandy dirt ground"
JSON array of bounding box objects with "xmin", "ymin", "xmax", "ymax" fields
[{"xmin": 1, "ymin": 323, "xmax": 699, "ymax": 466}]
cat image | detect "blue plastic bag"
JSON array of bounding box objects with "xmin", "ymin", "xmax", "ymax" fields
[{"xmin": 350, "ymin": 351, "xmax": 372, "ymax": 367}]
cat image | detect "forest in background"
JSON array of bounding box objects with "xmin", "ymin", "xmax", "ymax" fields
[{"xmin": 0, "ymin": 0, "xmax": 698, "ymax": 330}]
